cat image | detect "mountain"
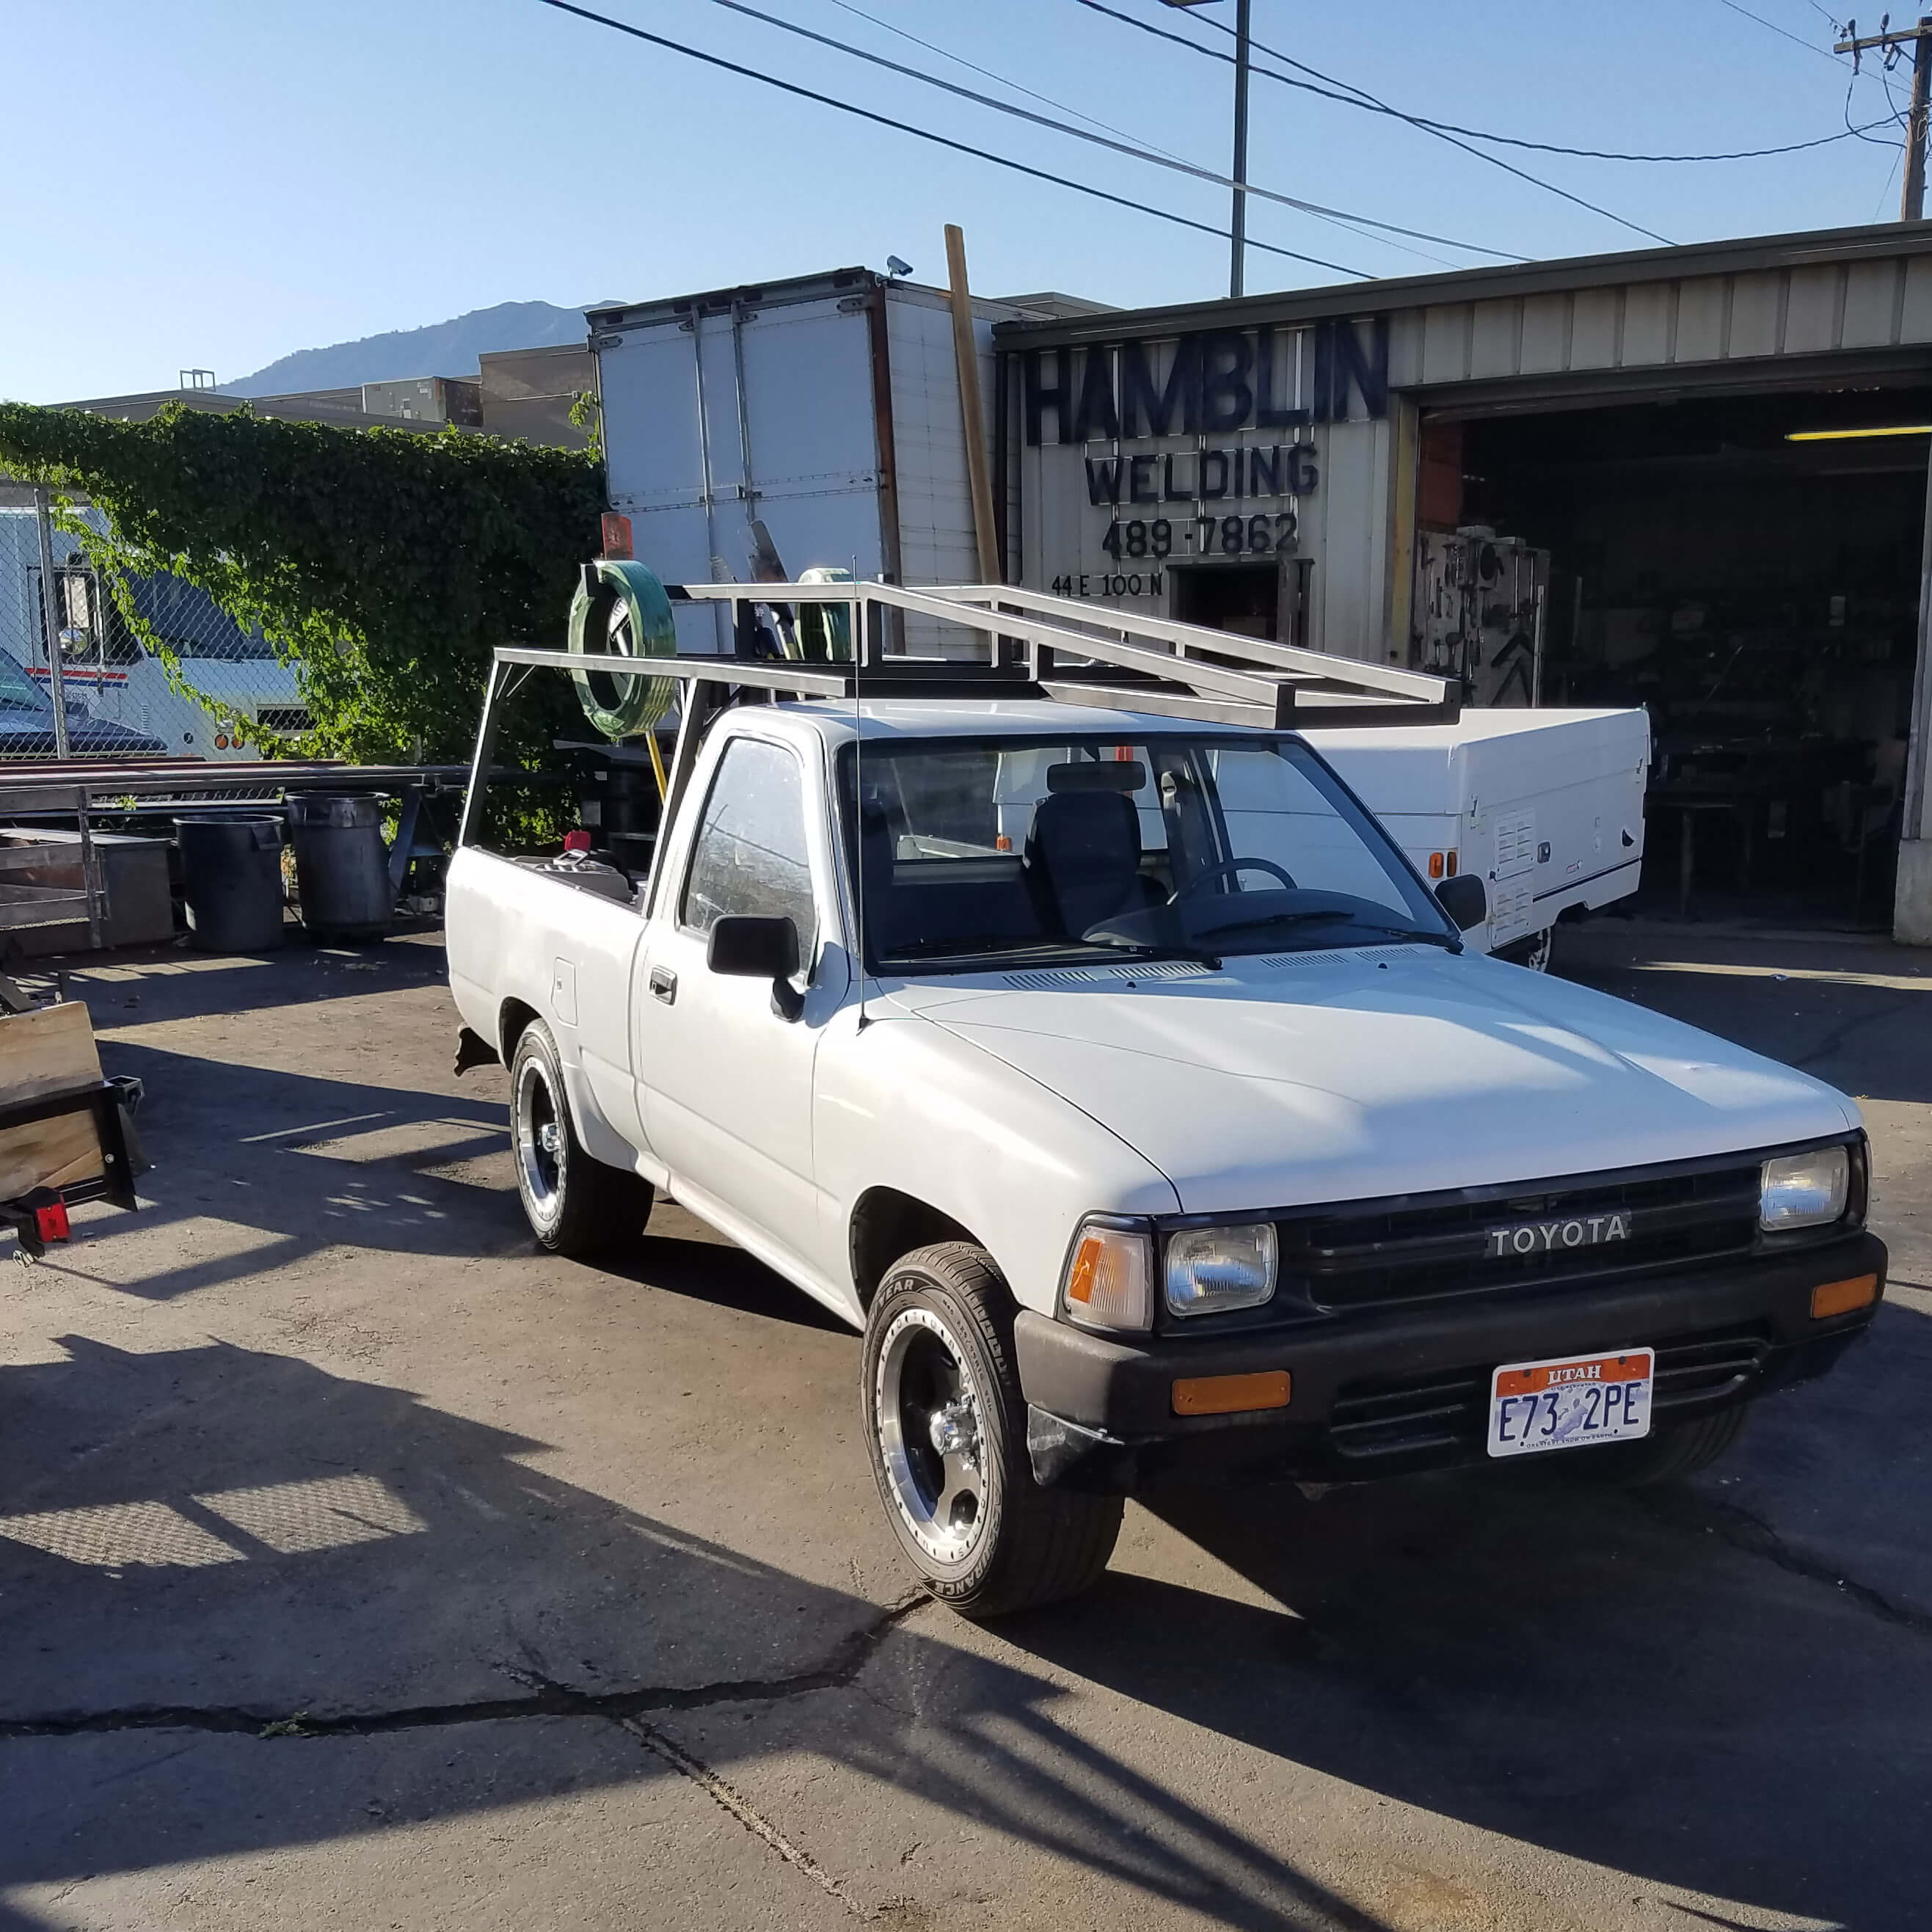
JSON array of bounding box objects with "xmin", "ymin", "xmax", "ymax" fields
[{"xmin": 225, "ymin": 300, "xmax": 598, "ymax": 397}]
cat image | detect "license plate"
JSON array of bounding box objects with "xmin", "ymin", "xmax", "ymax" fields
[{"xmin": 1487, "ymin": 1346, "xmax": 1654, "ymax": 1459}]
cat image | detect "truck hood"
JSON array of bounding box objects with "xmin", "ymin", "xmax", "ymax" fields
[{"xmin": 886, "ymin": 947, "xmax": 1859, "ymax": 1212}]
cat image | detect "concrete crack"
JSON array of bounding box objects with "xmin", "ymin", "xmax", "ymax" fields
[
  {"xmin": 0, "ymin": 1593, "xmax": 926, "ymax": 1741},
  {"xmin": 1638, "ymin": 1488, "xmax": 1932, "ymax": 1637},
  {"xmin": 617, "ymin": 1714, "xmax": 871, "ymax": 1919}
]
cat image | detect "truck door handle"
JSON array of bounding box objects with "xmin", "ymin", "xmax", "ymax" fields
[{"xmin": 649, "ymin": 966, "xmax": 677, "ymax": 1005}]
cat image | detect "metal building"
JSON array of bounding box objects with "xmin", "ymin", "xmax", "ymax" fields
[{"xmin": 996, "ymin": 222, "xmax": 1932, "ymax": 942}]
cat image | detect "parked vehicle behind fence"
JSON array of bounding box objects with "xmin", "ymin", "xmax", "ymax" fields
[
  {"xmin": 1, "ymin": 503, "xmax": 307, "ymax": 759},
  {"xmin": 0, "ymin": 643, "xmax": 167, "ymax": 759}
]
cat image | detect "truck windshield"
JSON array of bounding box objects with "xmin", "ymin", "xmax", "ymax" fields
[
  {"xmin": 839, "ymin": 732, "xmax": 1454, "ymax": 973},
  {"xmin": 0, "ymin": 652, "xmax": 50, "ymax": 712}
]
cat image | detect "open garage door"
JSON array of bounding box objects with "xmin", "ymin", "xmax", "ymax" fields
[{"xmin": 1417, "ymin": 387, "xmax": 1931, "ymax": 932}]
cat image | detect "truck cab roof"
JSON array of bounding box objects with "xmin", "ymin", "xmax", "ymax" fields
[{"xmin": 772, "ymin": 696, "xmax": 1264, "ymax": 746}]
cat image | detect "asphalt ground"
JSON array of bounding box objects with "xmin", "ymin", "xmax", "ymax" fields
[{"xmin": 1, "ymin": 923, "xmax": 1928, "ymax": 1932}]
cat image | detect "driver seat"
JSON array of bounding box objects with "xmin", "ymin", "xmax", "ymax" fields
[{"xmin": 1025, "ymin": 790, "xmax": 1160, "ymax": 939}]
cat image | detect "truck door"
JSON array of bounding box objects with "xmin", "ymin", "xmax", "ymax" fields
[{"xmin": 632, "ymin": 730, "xmax": 843, "ymax": 1253}]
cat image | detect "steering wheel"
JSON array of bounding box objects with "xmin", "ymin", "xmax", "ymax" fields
[{"xmin": 1172, "ymin": 856, "xmax": 1297, "ymax": 902}]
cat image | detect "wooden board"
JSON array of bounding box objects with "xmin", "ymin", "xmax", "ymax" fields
[
  {"xmin": 0, "ymin": 1002, "xmax": 106, "ymax": 1200},
  {"xmin": 0, "ymin": 1108, "xmax": 103, "ymax": 1200},
  {"xmin": 0, "ymin": 1001, "xmax": 103, "ymax": 1104}
]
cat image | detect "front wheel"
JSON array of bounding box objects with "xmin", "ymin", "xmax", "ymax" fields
[
  {"xmin": 861, "ymin": 1242, "xmax": 1122, "ymax": 1618},
  {"xmin": 509, "ymin": 1021, "xmax": 653, "ymax": 1258}
]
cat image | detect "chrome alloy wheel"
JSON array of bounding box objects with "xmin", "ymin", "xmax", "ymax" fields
[
  {"xmin": 875, "ymin": 1306, "xmax": 988, "ymax": 1564},
  {"xmin": 513, "ymin": 1052, "xmax": 566, "ymax": 1225}
]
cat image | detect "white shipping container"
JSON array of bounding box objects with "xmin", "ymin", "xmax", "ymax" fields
[
  {"xmin": 590, "ymin": 269, "xmax": 1105, "ymax": 657},
  {"xmin": 1305, "ymin": 707, "xmax": 1650, "ymax": 961}
]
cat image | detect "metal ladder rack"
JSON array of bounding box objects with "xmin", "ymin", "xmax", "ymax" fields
[{"xmin": 465, "ymin": 577, "xmax": 1457, "ymax": 845}]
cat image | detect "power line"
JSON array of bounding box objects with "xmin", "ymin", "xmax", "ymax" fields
[
  {"xmin": 1713, "ymin": 0, "xmax": 1844, "ymax": 62},
  {"xmin": 1072, "ymin": 0, "xmax": 1670, "ymax": 243},
  {"xmin": 687, "ymin": 0, "xmax": 1526, "ymax": 261},
  {"xmin": 816, "ymin": 0, "xmax": 1189, "ymax": 164},
  {"xmin": 812, "ymin": 0, "xmax": 1457, "ymax": 266},
  {"xmin": 1076, "ymin": 0, "xmax": 1893, "ymax": 162},
  {"xmin": 531, "ymin": 0, "xmax": 1366, "ymax": 276},
  {"xmin": 1844, "ymin": 65, "xmax": 1910, "ymax": 143}
]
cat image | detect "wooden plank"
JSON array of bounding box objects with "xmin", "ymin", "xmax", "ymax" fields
[
  {"xmin": 0, "ymin": 1002, "xmax": 103, "ymax": 1104},
  {"xmin": 0, "ymin": 1107, "xmax": 103, "ymax": 1200}
]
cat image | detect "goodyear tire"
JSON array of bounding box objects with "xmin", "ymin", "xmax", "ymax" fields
[
  {"xmin": 862, "ymin": 1242, "xmax": 1122, "ymax": 1618},
  {"xmin": 569, "ymin": 560, "xmax": 677, "ymax": 740}
]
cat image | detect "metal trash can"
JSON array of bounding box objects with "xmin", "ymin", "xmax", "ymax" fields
[
  {"xmin": 286, "ymin": 794, "xmax": 393, "ymax": 942},
  {"xmin": 175, "ymin": 817, "xmax": 286, "ymax": 953}
]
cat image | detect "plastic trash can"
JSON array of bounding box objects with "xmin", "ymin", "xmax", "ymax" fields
[
  {"xmin": 287, "ymin": 794, "xmax": 393, "ymax": 941},
  {"xmin": 175, "ymin": 817, "xmax": 287, "ymax": 952}
]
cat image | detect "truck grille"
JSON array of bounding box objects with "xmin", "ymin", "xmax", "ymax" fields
[
  {"xmin": 1328, "ymin": 1324, "xmax": 1774, "ymax": 1461},
  {"xmin": 1283, "ymin": 1159, "xmax": 1763, "ymax": 1313}
]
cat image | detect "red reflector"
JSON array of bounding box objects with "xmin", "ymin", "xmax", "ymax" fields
[
  {"xmin": 35, "ymin": 1199, "xmax": 70, "ymax": 1244},
  {"xmin": 601, "ymin": 512, "xmax": 635, "ymax": 559}
]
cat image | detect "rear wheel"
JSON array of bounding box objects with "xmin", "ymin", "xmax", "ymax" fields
[
  {"xmin": 862, "ymin": 1242, "xmax": 1122, "ymax": 1618},
  {"xmin": 508, "ymin": 1021, "xmax": 653, "ymax": 1258},
  {"xmin": 1552, "ymin": 1403, "xmax": 1749, "ymax": 1488},
  {"xmin": 1497, "ymin": 927, "xmax": 1554, "ymax": 972}
]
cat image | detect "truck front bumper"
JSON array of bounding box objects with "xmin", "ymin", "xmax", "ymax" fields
[{"xmin": 1015, "ymin": 1232, "xmax": 1887, "ymax": 1492}]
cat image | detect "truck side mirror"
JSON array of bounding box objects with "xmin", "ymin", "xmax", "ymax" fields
[
  {"xmin": 707, "ymin": 915, "xmax": 804, "ymax": 1020},
  {"xmin": 1434, "ymin": 875, "xmax": 1487, "ymax": 933}
]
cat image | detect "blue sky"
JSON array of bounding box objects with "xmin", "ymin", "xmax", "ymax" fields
[{"xmin": 4, "ymin": 0, "xmax": 1917, "ymax": 401}]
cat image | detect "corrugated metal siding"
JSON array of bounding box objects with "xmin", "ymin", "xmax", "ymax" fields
[{"xmin": 1388, "ymin": 255, "xmax": 1932, "ymax": 387}]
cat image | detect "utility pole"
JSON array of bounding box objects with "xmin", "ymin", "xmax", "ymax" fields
[
  {"xmin": 1161, "ymin": 0, "xmax": 1252, "ymax": 296},
  {"xmin": 1230, "ymin": 0, "xmax": 1251, "ymax": 296},
  {"xmin": 1837, "ymin": 16, "xmax": 1932, "ymax": 220}
]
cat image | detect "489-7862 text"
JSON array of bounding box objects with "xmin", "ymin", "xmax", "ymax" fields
[{"xmin": 1098, "ymin": 512, "xmax": 1297, "ymax": 563}]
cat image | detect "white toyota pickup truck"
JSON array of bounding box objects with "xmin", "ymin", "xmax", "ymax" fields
[{"xmin": 446, "ymin": 573, "xmax": 1886, "ymax": 1617}]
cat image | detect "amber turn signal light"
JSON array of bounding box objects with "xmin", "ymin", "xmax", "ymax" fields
[
  {"xmin": 1171, "ymin": 1369, "xmax": 1291, "ymax": 1416},
  {"xmin": 1809, "ymin": 1274, "xmax": 1878, "ymax": 1319}
]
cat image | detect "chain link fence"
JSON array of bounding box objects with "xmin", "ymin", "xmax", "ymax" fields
[{"xmin": 0, "ymin": 486, "xmax": 310, "ymax": 764}]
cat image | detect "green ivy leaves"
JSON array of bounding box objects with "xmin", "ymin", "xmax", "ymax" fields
[{"xmin": 0, "ymin": 400, "xmax": 603, "ymax": 770}]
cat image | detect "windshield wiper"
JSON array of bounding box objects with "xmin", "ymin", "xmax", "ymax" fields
[
  {"xmin": 884, "ymin": 934, "xmax": 1081, "ymax": 963},
  {"xmin": 1197, "ymin": 908, "xmax": 1451, "ymax": 949},
  {"xmin": 1077, "ymin": 930, "xmax": 1222, "ymax": 967}
]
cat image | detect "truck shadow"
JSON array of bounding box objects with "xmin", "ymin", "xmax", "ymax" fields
[
  {"xmin": 4, "ymin": 1327, "xmax": 1927, "ymax": 1927},
  {"xmin": 1005, "ymin": 1302, "xmax": 1932, "ymax": 1930},
  {"xmin": 48, "ymin": 1038, "xmax": 839, "ymax": 1329},
  {"xmin": 0, "ymin": 1336, "xmax": 1381, "ymax": 1931}
]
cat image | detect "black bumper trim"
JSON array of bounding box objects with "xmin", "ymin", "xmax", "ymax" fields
[{"xmin": 1016, "ymin": 1231, "xmax": 1887, "ymax": 1492}]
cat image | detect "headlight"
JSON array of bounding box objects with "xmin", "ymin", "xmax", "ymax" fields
[
  {"xmin": 1062, "ymin": 1219, "xmax": 1153, "ymax": 1332},
  {"xmin": 1760, "ymin": 1146, "xmax": 1850, "ymax": 1231},
  {"xmin": 1164, "ymin": 1222, "xmax": 1277, "ymax": 1318}
]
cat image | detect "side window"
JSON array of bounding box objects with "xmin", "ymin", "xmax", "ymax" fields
[{"xmin": 680, "ymin": 737, "xmax": 820, "ymax": 965}]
